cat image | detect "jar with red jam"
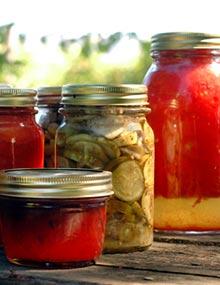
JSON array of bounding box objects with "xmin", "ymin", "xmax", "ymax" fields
[
  {"xmin": 55, "ymin": 84, "xmax": 154, "ymax": 252},
  {"xmin": 0, "ymin": 88, "xmax": 44, "ymax": 169},
  {"xmin": 144, "ymin": 32, "xmax": 220, "ymax": 232},
  {"xmin": 0, "ymin": 168, "xmax": 112, "ymax": 268},
  {"xmin": 36, "ymin": 86, "xmax": 62, "ymax": 167}
]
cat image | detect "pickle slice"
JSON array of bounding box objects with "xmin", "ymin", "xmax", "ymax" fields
[
  {"xmin": 107, "ymin": 197, "xmax": 133, "ymax": 215},
  {"xmin": 141, "ymin": 188, "xmax": 153, "ymax": 226},
  {"xmin": 56, "ymin": 126, "xmax": 75, "ymax": 147},
  {"xmin": 64, "ymin": 141, "xmax": 109, "ymax": 169},
  {"xmin": 143, "ymin": 154, "xmax": 154, "ymax": 186},
  {"xmin": 120, "ymin": 145, "xmax": 146, "ymax": 160},
  {"xmin": 96, "ymin": 137, "xmax": 120, "ymax": 159},
  {"xmin": 66, "ymin": 133, "xmax": 95, "ymax": 144},
  {"xmin": 105, "ymin": 156, "xmax": 129, "ymax": 171},
  {"xmin": 112, "ymin": 160, "xmax": 144, "ymax": 202},
  {"xmin": 142, "ymin": 121, "xmax": 154, "ymax": 152},
  {"xmin": 114, "ymin": 131, "xmax": 138, "ymax": 147}
]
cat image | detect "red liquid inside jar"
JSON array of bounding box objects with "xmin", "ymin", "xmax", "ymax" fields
[
  {"xmin": 0, "ymin": 108, "xmax": 44, "ymax": 169},
  {"xmin": 1, "ymin": 198, "xmax": 107, "ymax": 268},
  {"xmin": 144, "ymin": 49, "xmax": 220, "ymax": 232},
  {"xmin": 0, "ymin": 108, "xmax": 44, "ymax": 245}
]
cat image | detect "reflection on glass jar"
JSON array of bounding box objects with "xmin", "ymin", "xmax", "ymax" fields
[
  {"xmin": 55, "ymin": 84, "xmax": 154, "ymax": 252},
  {"xmin": 144, "ymin": 32, "xmax": 220, "ymax": 232},
  {"xmin": 0, "ymin": 169, "xmax": 112, "ymax": 268},
  {"xmin": 36, "ymin": 86, "xmax": 63, "ymax": 167}
]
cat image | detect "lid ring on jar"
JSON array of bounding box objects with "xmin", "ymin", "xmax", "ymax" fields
[
  {"xmin": 0, "ymin": 168, "xmax": 113, "ymax": 199},
  {"xmin": 151, "ymin": 32, "xmax": 220, "ymax": 51},
  {"xmin": 37, "ymin": 86, "xmax": 62, "ymax": 105},
  {"xmin": 61, "ymin": 84, "xmax": 149, "ymax": 106},
  {"xmin": 0, "ymin": 88, "xmax": 37, "ymax": 107}
]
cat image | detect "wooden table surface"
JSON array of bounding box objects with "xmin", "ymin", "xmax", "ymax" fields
[{"xmin": 0, "ymin": 233, "xmax": 219, "ymax": 285}]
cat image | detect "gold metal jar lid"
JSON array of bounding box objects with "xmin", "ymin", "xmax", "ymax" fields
[
  {"xmin": 0, "ymin": 168, "xmax": 113, "ymax": 199},
  {"xmin": 37, "ymin": 86, "xmax": 62, "ymax": 105},
  {"xmin": 0, "ymin": 88, "xmax": 36, "ymax": 107},
  {"xmin": 62, "ymin": 84, "xmax": 148, "ymax": 106},
  {"xmin": 151, "ymin": 32, "xmax": 220, "ymax": 51}
]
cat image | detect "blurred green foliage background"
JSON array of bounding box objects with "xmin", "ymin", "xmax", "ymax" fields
[{"xmin": 0, "ymin": 24, "xmax": 152, "ymax": 87}]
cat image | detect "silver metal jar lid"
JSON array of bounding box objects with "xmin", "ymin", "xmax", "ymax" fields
[
  {"xmin": 0, "ymin": 168, "xmax": 113, "ymax": 199},
  {"xmin": 37, "ymin": 86, "xmax": 62, "ymax": 105},
  {"xmin": 61, "ymin": 84, "xmax": 148, "ymax": 106},
  {"xmin": 0, "ymin": 88, "xmax": 36, "ymax": 107},
  {"xmin": 151, "ymin": 32, "xmax": 220, "ymax": 51}
]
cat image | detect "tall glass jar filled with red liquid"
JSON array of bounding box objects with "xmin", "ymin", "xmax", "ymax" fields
[
  {"xmin": 144, "ymin": 32, "xmax": 220, "ymax": 232},
  {"xmin": 0, "ymin": 88, "xmax": 44, "ymax": 243}
]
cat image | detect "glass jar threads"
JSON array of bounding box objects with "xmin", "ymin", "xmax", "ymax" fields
[
  {"xmin": 144, "ymin": 32, "xmax": 220, "ymax": 232},
  {"xmin": 0, "ymin": 168, "xmax": 112, "ymax": 268},
  {"xmin": 36, "ymin": 86, "xmax": 63, "ymax": 167},
  {"xmin": 55, "ymin": 84, "xmax": 154, "ymax": 252}
]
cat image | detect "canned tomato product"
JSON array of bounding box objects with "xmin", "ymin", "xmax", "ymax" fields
[
  {"xmin": 55, "ymin": 84, "xmax": 154, "ymax": 252},
  {"xmin": 0, "ymin": 168, "xmax": 112, "ymax": 268},
  {"xmin": 144, "ymin": 32, "xmax": 220, "ymax": 232}
]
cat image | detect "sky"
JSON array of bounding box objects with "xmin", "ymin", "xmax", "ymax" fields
[{"xmin": 1, "ymin": 0, "xmax": 220, "ymax": 43}]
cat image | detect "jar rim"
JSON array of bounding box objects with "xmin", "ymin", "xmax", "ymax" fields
[
  {"xmin": 151, "ymin": 32, "xmax": 220, "ymax": 51},
  {"xmin": 37, "ymin": 86, "xmax": 62, "ymax": 105},
  {"xmin": 61, "ymin": 84, "xmax": 149, "ymax": 106},
  {"xmin": 0, "ymin": 168, "xmax": 113, "ymax": 199},
  {"xmin": 0, "ymin": 88, "xmax": 36, "ymax": 107}
]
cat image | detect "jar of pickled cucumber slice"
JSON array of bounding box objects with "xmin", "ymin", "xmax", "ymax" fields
[
  {"xmin": 36, "ymin": 86, "xmax": 63, "ymax": 167},
  {"xmin": 55, "ymin": 84, "xmax": 154, "ymax": 253}
]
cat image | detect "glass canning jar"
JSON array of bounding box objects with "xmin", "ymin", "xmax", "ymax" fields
[
  {"xmin": 0, "ymin": 168, "xmax": 112, "ymax": 268},
  {"xmin": 55, "ymin": 84, "xmax": 154, "ymax": 253},
  {"xmin": 36, "ymin": 86, "xmax": 63, "ymax": 167},
  {"xmin": 144, "ymin": 32, "xmax": 220, "ymax": 232},
  {"xmin": 0, "ymin": 88, "xmax": 44, "ymax": 170}
]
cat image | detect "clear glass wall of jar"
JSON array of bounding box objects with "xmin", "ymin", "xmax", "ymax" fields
[
  {"xmin": 55, "ymin": 84, "xmax": 154, "ymax": 253},
  {"xmin": 144, "ymin": 32, "xmax": 220, "ymax": 232},
  {"xmin": 0, "ymin": 88, "xmax": 44, "ymax": 244},
  {"xmin": 36, "ymin": 86, "xmax": 63, "ymax": 167}
]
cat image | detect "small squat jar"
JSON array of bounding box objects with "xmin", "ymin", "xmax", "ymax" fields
[
  {"xmin": 55, "ymin": 84, "xmax": 154, "ymax": 253},
  {"xmin": 0, "ymin": 168, "xmax": 112, "ymax": 268},
  {"xmin": 36, "ymin": 86, "xmax": 63, "ymax": 167}
]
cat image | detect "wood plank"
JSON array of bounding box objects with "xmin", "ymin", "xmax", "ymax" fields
[
  {"xmin": 0, "ymin": 234, "xmax": 219, "ymax": 284},
  {"xmin": 0, "ymin": 262, "xmax": 220, "ymax": 285},
  {"xmin": 98, "ymin": 240, "xmax": 220, "ymax": 278},
  {"xmin": 154, "ymin": 232, "xmax": 220, "ymax": 246}
]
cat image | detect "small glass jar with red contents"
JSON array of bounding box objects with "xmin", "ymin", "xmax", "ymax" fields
[
  {"xmin": 0, "ymin": 168, "xmax": 112, "ymax": 268},
  {"xmin": 0, "ymin": 88, "xmax": 44, "ymax": 169},
  {"xmin": 36, "ymin": 86, "xmax": 63, "ymax": 167},
  {"xmin": 144, "ymin": 32, "xmax": 220, "ymax": 232}
]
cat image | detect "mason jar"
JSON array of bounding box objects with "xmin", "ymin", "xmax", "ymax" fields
[
  {"xmin": 0, "ymin": 168, "xmax": 112, "ymax": 268},
  {"xmin": 55, "ymin": 84, "xmax": 154, "ymax": 252},
  {"xmin": 36, "ymin": 86, "xmax": 63, "ymax": 167},
  {"xmin": 144, "ymin": 32, "xmax": 220, "ymax": 232}
]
